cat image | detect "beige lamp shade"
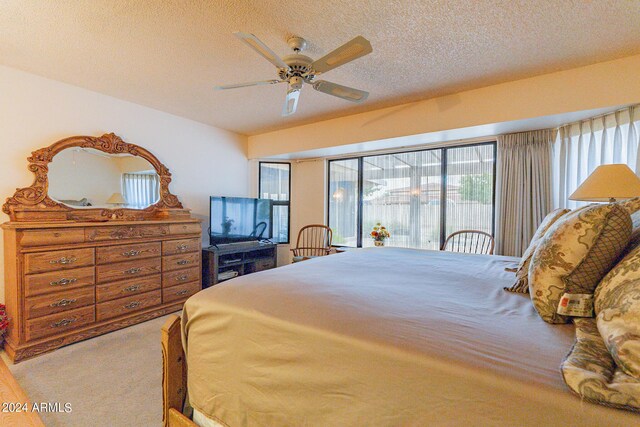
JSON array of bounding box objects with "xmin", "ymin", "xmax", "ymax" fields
[
  {"xmin": 569, "ymin": 164, "xmax": 640, "ymax": 202},
  {"xmin": 106, "ymin": 192, "xmax": 126, "ymax": 205}
]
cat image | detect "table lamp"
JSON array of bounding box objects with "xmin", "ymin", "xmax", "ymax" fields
[
  {"xmin": 106, "ymin": 192, "xmax": 126, "ymax": 207},
  {"xmin": 569, "ymin": 164, "xmax": 640, "ymax": 203}
]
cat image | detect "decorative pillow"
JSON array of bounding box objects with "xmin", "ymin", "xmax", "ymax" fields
[
  {"xmin": 620, "ymin": 197, "xmax": 640, "ymax": 215},
  {"xmin": 504, "ymin": 208, "xmax": 570, "ymax": 293},
  {"xmin": 528, "ymin": 203, "xmax": 632, "ymax": 324},
  {"xmin": 626, "ymin": 210, "xmax": 640, "ymax": 251},
  {"xmin": 594, "ymin": 244, "xmax": 640, "ymax": 378},
  {"xmin": 561, "ymin": 318, "xmax": 640, "ymax": 411}
]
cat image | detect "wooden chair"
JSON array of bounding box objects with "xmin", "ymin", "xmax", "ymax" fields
[
  {"xmin": 290, "ymin": 224, "xmax": 333, "ymax": 262},
  {"xmin": 441, "ymin": 230, "xmax": 495, "ymax": 255}
]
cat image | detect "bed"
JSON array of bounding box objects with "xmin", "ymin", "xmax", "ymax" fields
[{"xmin": 165, "ymin": 247, "xmax": 639, "ymax": 426}]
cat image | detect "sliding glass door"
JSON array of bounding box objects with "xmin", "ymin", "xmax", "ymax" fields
[
  {"xmin": 328, "ymin": 158, "xmax": 360, "ymax": 247},
  {"xmin": 328, "ymin": 142, "xmax": 496, "ymax": 249},
  {"xmin": 444, "ymin": 144, "xmax": 495, "ymax": 239},
  {"xmin": 361, "ymin": 150, "xmax": 442, "ymax": 249}
]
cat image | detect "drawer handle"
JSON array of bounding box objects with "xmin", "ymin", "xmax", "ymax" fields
[
  {"xmin": 49, "ymin": 277, "xmax": 77, "ymax": 286},
  {"xmin": 176, "ymin": 244, "xmax": 189, "ymax": 252},
  {"xmin": 122, "ymin": 249, "xmax": 141, "ymax": 257},
  {"xmin": 124, "ymin": 301, "xmax": 141, "ymax": 309},
  {"xmin": 176, "ymin": 275, "xmax": 189, "ymax": 282},
  {"xmin": 49, "ymin": 256, "xmax": 77, "ymax": 265},
  {"xmin": 51, "ymin": 318, "xmax": 75, "ymax": 328},
  {"xmin": 50, "ymin": 298, "xmax": 77, "ymax": 308},
  {"xmin": 123, "ymin": 285, "xmax": 140, "ymax": 292},
  {"xmin": 124, "ymin": 267, "xmax": 142, "ymax": 275},
  {"xmin": 176, "ymin": 290, "xmax": 188, "ymax": 296},
  {"xmin": 176, "ymin": 260, "xmax": 190, "ymax": 266}
]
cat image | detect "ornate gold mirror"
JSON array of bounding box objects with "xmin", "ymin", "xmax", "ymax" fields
[{"xmin": 3, "ymin": 133, "xmax": 189, "ymax": 221}]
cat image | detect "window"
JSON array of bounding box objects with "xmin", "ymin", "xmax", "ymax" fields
[
  {"xmin": 554, "ymin": 105, "xmax": 639, "ymax": 209},
  {"xmin": 328, "ymin": 159, "xmax": 360, "ymax": 246},
  {"xmin": 259, "ymin": 162, "xmax": 291, "ymax": 243},
  {"xmin": 122, "ymin": 172, "xmax": 160, "ymax": 209},
  {"xmin": 328, "ymin": 142, "xmax": 496, "ymax": 249}
]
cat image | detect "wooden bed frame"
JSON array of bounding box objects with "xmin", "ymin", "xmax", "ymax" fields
[{"xmin": 161, "ymin": 314, "xmax": 197, "ymax": 427}]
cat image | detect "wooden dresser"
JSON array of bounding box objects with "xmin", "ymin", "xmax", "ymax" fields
[
  {"xmin": 2, "ymin": 220, "xmax": 202, "ymax": 362},
  {"xmin": 2, "ymin": 133, "xmax": 203, "ymax": 362}
]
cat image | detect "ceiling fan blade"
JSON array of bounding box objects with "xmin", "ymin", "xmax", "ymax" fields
[
  {"xmin": 312, "ymin": 80, "xmax": 369, "ymax": 103},
  {"xmin": 282, "ymin": 89, "xmax": 300, "ymax": 116},
  {"xmin": 234, "ymin": 32, "xmax": 289, "ymax": 69},
  {"xmin": 311, "ymin": 36, "xmax": 372, "ymax": 74},
  {"xmin": 214, "ymin": 79, "xmax": 282, "ymax": 90}
]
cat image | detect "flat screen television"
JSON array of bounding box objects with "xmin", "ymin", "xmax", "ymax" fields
[{"xmin": 209, "ymin": 196, "xmax": 273, "ymax": 245}]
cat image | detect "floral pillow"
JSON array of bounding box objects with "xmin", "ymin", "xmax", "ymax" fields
[
  {"xmin": 626, "ymin": 210, "xmax": 640, "ymax": 251},
  {"xmin": 595, "ymin": 244, "xmax": 640, "ymax": 378},
  {"xmin": 561, "ymin": 318, "xmax": 640, "ymax": 411},
  {"xmin": 504, "ymin": 208, "xmax": 570, "ymax": 294},
  {"xmin": 620, "ymin": 197, "xmax": 640, "ymax": 215},
  {"xmin": 528, "ymin": 203, "xmax": 632, "ymax": 324}
]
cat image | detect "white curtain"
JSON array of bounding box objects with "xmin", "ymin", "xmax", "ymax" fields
[
  {"xmin": 495, "ymin": 129, "xmax": 555, "ymax": 257},
  {"xmin": 554, "ymin": 105, "xmax": 639, "ymax": 209},
  {"xmin": 122, "ymin": 173, "xmax": 160, "ymax": 208}
]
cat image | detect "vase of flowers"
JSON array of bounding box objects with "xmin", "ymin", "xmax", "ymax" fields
[
  {"xmin": 370, "ymin": 223, "xmax": 390, "ymax": 246},
  {"xmin": 0, "ymin": 304, "xmax": 8, "ymax": 349}
]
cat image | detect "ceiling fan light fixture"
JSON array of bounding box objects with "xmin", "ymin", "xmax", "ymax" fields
[
  {"xmin": 282, "ymin": 89, "xmax": 300, "ymax": 117},
  {"xmin": 219, "ymin": 33, "xmax": 373, "ymax": 115}
]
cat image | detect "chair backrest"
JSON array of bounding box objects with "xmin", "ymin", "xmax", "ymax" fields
[
  {"xmin": 442, "ymin": 230, "xmax": 495, "ymax": 255},
  {"xmin": 294, "ymin": 225, "xmax": 333, "ymax": 257}
]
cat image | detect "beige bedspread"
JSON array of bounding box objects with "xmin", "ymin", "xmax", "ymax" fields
[{"xmin": 182, "ymin": 248, "xmax": 638, "ymax": 426}]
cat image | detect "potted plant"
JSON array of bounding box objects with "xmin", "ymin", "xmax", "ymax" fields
[
  {"xmin": 370, "ymin": 223, "xmax": 390, "ymax": 246},
  {"xmin": 0, "ymin": 304, "xmax": 8, "ymax": 349}
]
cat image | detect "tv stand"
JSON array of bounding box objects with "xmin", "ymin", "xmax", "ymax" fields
[{"xmin": 202, "ymin": 241, "xmax": 278, "ymax": 287}]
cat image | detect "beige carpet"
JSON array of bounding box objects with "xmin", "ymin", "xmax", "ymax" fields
[{"xmin": 4, "ymin": 313, "xmax": 177, "ymax": 427}]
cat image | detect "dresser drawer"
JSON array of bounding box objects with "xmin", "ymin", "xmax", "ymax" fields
[
  {"xmin": 162, "ymin": 238, "xmax": 200, "ymax": 256},
  {"xmin": 162, "ymin": 281, "xmax": 200, "ymax": 304},
  {"xmin": 96, "ymin": 275, "xmax": 161, "ymax": 302},
  {"xmin": 163, "ymin": 252, "xmax": 200, "ymax": 272},
  {"xmin": 25, "ymin": 266, "xmax": 95, "ymax": 297},
  {"xmin": 168, "ymin": 223, "xmax": 201, "ymax": 235},
  {"xmin": 162, "ymin": 267, "xmax": 200, "ymax": 288},
  {"xmin": 96, "ymin": 257, "xmax": 161, "ymax": 283},
  {"xmin": 24, "ymin": 248, "xmax": 94, "ymax": 274},
  {"xmin": 26, "ymin": 306, "xmax": 95, "ymax": 341},
  {"xmin": 96, "ymin": 242, "xmax": 161, "ymax": 265},
  {"xmin": 85, "ymin": 225, "xmax": 169, "ymax": 242},
  {"xmin": 96, "ymin": 290, "xmax": 161, "ymax": 322},
  {"xmin": 21, "ymin": 228, "xmax": 85, "ymax": 247},
  {"xmin": 25, "ymin": 286, "xmax": 95, "ymax": 320}
]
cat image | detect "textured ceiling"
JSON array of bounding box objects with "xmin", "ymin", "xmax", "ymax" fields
[{"xmin": 1, "ymin": 1, "xmax": 640, "ymax": 136}]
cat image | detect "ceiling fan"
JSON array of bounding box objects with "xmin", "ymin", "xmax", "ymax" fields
[{"xmin": 215, "ymin": 32, "xmax": 373, "ymax": 116}]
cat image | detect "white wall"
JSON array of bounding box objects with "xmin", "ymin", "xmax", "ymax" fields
[
  {"xmin": 276, "ymin": 159, "xmax": 326, "ymax": 265},
  {"xmin": 0, "ymin": 65, "xmax": 249, "ymax": 302}
]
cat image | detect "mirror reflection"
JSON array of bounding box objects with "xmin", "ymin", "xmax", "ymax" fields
[{"xmin": 48, "ymin": 147, "xmax": 160, "ymax": 209}]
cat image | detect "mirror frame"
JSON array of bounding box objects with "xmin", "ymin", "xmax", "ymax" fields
[{"xmin": 3, "ymin": 133, "xmax": 189, "ymax": 222}]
